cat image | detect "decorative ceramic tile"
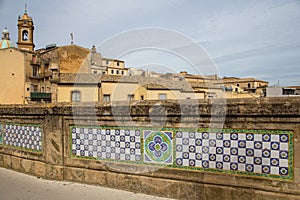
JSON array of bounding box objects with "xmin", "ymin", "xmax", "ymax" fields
[
  {"xmin": 0, "ymin": 124, "xmax": 2, "ymax": 144},
  {"xmin": 70, "ymin": 126, "xmax": 293, "ymax": 180},
  {"xmin": 143, "ymin": 130, "xmax": 173, "ymax": 164},
  {"xmin": 71, "ymin": 127, "xmax": 142, "ymax": 162},
  {"xmin": 175, "ymin": 130, "xmax": 292, "ymax": 179},
  {"xmin": 2, "ymin": 124, "xmax": 42, "ymax": 151}
]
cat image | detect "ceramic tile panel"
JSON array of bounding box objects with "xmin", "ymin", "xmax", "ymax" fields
[
  {"xmin": 71, "ymin": 127, "xmax": 142, "ymax": 162},
  {"xmin": 70, "ymin": 126, "xmax": 293, "ymax": 180},
  {"xmin": 144, "ymin": 130, "xmax": 173, "ymax": 164},
  {"xmin": 174, "ymin": 130, "xmax": 292, "ymax": 179},
  {"xmin": 2, "ymin": 123, "xmax": 42, "ymax": 151},
  {"xmin": 0, "ymin": 124, "xmax": 3, "ymax": 144}
]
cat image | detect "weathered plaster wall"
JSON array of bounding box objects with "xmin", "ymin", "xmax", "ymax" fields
[
  {"xmin": 57, "ymin": 84, "xmax": 99, "ymax": 102},
  {"xmin": 0, "ymin": 97, "xmax": 299, "ymax": 200},
  {"xmin": 0, "ymin": 49, "xmax": 26, "ymax": 104}
]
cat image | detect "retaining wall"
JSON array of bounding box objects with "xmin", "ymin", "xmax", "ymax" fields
[{"xmin": 0, "ymin": 97, "xmax": 299, "ymax": 199}]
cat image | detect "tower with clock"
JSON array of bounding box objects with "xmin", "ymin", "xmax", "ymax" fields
[{"xmin": 17, "ymin": 4, "xmax": 35, "ymax": 51}]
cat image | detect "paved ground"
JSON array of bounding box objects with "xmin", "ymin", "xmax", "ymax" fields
[{"xmin": 0, "ymin": 167, "xmax": 174, "ymax": 200}]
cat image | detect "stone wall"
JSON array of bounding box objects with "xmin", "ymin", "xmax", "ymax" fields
[{"xmin": 0, "ymin": 97, "xmax": 299, "ymax": 199}]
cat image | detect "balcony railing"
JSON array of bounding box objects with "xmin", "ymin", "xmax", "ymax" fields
[
  {"xmin": 30, "ymin": 92, "xmax": 51, "ymax": 102},
  {"xmin": 30, "ymin": 74, "xmax": 42, "ymax": 79},
  {"xmin": 30, "ymin": 71, "xmax": 52, "ymax": 79}
]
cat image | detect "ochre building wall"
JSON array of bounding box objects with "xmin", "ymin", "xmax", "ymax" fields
[
  {"xmin": 57, "ymin": 85, "xmax": 99, "ymax": 102},
  {"xmin": 0, "ymin": 49, "xmax": 26, "ymax": 104}
]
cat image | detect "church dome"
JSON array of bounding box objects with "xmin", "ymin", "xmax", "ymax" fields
[
  {"xmin": 0, "ymin": 28, "xmax": 15, "ymax": 49},
  {"xmin": 0, "ymin": 39, "xmax": 15, "ymax": 49},
  {"xmin": 2, "ymin": 28, "xmax": 8, "ymax": 34}
]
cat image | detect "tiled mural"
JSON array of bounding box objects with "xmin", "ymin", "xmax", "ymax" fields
[
  {"xmin": 0, "ymin": 123, "xmax": 42, "ymax": 151},
  {"xmin": 144, "ymin": 130, "xmax": 173, "ymax": 164},
  {"xmin": 0, "ymin": 124, "xmax": 2, "ymax": 144},
  {"xmin": 71, "ymin": 127, "xmax": 142, "ymax": 162},
  {"xmin": 175, "ymin": 131, "xmax": 290, "ymax": 177},
  {"xmin": 70, "ymin": 126, "xmax": 293, "ymax": 180}
]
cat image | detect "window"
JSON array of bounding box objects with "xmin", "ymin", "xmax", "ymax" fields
[
  {"xmin": 159, "ymin": 94, "xmax": 167, "ymax": 100},
  {"xmin": 106, "ymin": 60, "xmax": 109, "ymax": 65},
  {"xmin": 44, "ymin": 64, "xmax": 49, "ymax": 73},
  {"xmin": 103, "ymin": 94, "xmax": 111, "ymax": 102},
  {"xmin": 111, "ymin": 69, "xmax": 114, "ymax": 74},
  {"xmin": 237, "ymin": 84, "xmax": 240, "ymax": 87},
  {"xmin": 283, "ymin": 89, "xmax": 295, "ymax": 95},
  {"xmin": 128, "ymin": 94, "xmax": 134, "ymax": 101},
  {"xmin": 33, "ymin": 85, "xmax": 38, "ymax": 92},
  {"xmin": 248, "ymin": 83, "xmax": 251, "ymax": 88},
  {"xmin": 22, "ymin": 30, "xmax": 29, "ymax": 41},
  {"xmin": 141, "ymin": 95, "xmax": 144, "ymax": 100},
  {"xmin": 71, "ymin": 91, "xmax": 80, "ymax": 102},
  {"xmin": 121, "ymin": 71, "xmax": 124, "ymax": 75},
  {"xmin": 32, "ymin": 66, "xmax": 39, "ymax": 77},
  {"xmin": 116, "ymin": 70, "xmax": 119, "ymax": 74},
  {"xmin": 117, "ymin": 62, "xmax": 119, "ymax": 66}
]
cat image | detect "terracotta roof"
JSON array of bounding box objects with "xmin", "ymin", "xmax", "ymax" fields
[
  {"xmin": 221, "ymin": 77, "xmax": 268, "ymax": 83},
  {"xmin": 161, "ymin": 73, "xmax": 215, "ymax": 80},
  {"xmin": 100, "ymin": 75, "xmax": 199, "ymax": 91},
  {"xmin": 286, "ymin": 86, "xmax": 300, "ymax": 89},
  {"xmin": 102, "ymin": 57, "xmax": 125, "ymax": 62},
  {"xmin": 58, "ymin": 73, "xmax": 222, "ymax": 92},
  {"xmin": 59, "ymin": 73, "xmax": 100, "ymax": 84}
]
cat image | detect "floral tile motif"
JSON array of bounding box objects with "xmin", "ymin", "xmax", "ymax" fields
[
  {"xmin": 70, "ymin": 126, "xmax": 293, "ymax": 180},
  {"xmin": 71, "ymin": 127, "xmax": 142, "ymax": 162},
  {"xmin": 175, "ymin": 130, "xmax": 292, "ymax": 179},
  {"xmin": 0, "ymin": 124, "xmax": 2, "ymax": 144},
  {"xmin": 2, "ymin": 123, "xmax": 42, "ymax": 151},
  {"xmin": 144, "ymin": 130, "xmax": 173, "ymax": 164}
]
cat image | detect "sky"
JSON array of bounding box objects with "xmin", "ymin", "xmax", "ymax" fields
[{"xmin": 0, "ymin": 0, "xmax": 299, "ymax": 86}]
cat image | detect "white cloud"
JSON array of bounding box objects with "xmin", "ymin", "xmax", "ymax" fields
[{"xmin": 0, "ymin": 0, "xmax": 299, "ymax": 85}]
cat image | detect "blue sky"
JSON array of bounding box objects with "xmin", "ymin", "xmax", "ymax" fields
[{"xmin": 0, "ymin": 0, "xmax": 299, "ymax": 86}]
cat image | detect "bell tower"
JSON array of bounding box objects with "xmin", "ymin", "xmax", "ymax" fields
[{"xmin": 17, "ymin": 4, "xmax": 35, "ymax": 51}]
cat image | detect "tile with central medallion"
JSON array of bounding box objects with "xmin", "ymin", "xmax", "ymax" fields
[{"xmin": 144, "ymin": 130, "xmax": 173, "ymax": 164}]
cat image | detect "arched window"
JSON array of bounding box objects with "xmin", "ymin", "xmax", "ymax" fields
[
  {"xmin": 71, "ymin": 91, "xmax": 81, "ymax": 102},
  {"xmin": 22, "ymin": 30, "xmax": 29, "ymax": 41}
]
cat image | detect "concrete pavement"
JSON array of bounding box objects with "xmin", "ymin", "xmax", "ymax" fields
[{"xmin": 0, "ymin": 167, "xmax": 175, "ymax": 200}]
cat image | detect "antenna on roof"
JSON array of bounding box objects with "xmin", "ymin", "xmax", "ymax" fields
[
  {"xmin": 70, "ymin": 33, "xmax": 74, "ymax": 45},
  {"xmin": 25, "ymin": 2, "xmax": 27, "ymax": 13}
]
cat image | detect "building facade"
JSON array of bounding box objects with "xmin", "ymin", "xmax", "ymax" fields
[{"xmin": 0, "ymin": 8, "xmax": 273, "ymax": 104}]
